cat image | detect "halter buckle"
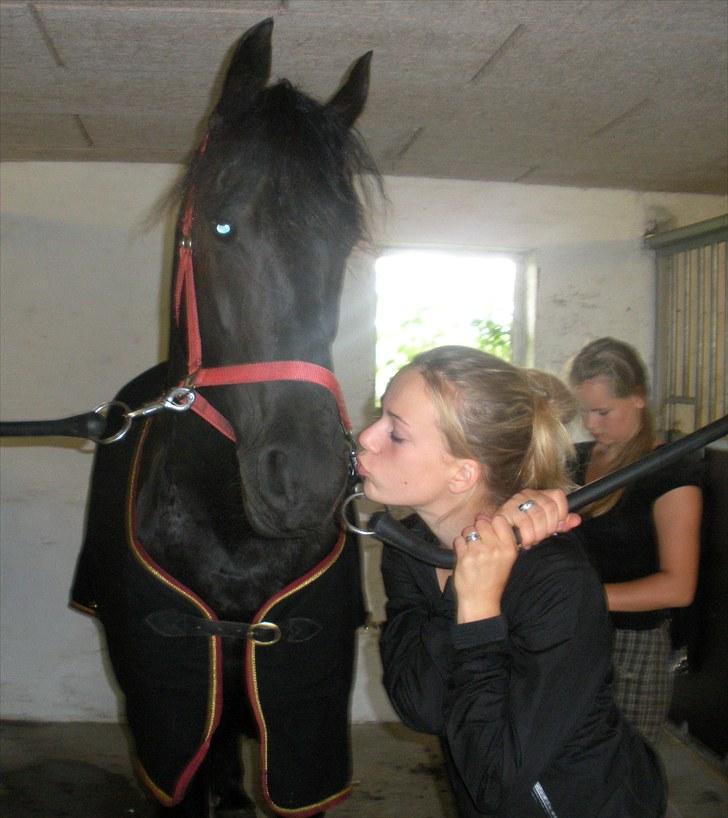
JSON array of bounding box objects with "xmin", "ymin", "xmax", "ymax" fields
[{"xmin": 344, "ymin": 428, "xmax": 358, "ymax": 481}]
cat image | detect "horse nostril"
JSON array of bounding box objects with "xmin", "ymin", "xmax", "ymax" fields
[
  {"xmin": 253, "ymin": 439, "xmax": 348, "ymax": 529},
  {"xmin": 259, "ymin": 447, "xmax": 296, "ymax": 505}
]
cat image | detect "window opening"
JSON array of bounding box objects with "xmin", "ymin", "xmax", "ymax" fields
[{"xmin": 374, "ymin": 249, "xmax": 518, "ymax": 398}]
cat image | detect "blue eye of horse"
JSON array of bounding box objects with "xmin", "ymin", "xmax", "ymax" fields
[{"xmin": 214, "ymin": 221, "xmax": 233, "ymax": 237}]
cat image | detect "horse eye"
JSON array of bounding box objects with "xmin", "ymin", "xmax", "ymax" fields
[{"xmin": 213, "ymin": 221, "xmax": 234, "ymax": 238}]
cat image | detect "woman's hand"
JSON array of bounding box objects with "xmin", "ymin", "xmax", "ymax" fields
[
  {"xmin": 453, "ymin": 515, "xmax": 520, "ymax": 623},
  {"xmin": 493, "ymin": 489, "xmax": 581, "ymax": 551},
  {"xmin": 452, "ymin": 490, "xmax": 581, "ymax": 624}
]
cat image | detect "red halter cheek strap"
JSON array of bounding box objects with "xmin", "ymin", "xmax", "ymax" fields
[
  {"xmin": 172, "ymin": 198, "xmax": 353, "ymax": 444},
  {"xmin": 174, "ymin": 201, "xmax": 202, "ymax": 373}
]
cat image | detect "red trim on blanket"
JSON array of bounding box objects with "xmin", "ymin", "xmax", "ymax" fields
[
  {"xmin": 68, "ymin": 600, "xmax": 98, "ymax": 617},
  {"xmin": 245, "ymin": 527, "xmax": 354, "ymax": 816},
  {"xmin": 126, "ymin": 419, "xmax": 224, "ymax": 806}
]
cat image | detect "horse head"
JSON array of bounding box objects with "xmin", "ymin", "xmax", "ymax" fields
[{"xmin": 169, "ymin": 19, "xmax": 377, "ymax": 538}]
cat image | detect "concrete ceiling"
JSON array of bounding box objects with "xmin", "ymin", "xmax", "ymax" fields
[{"xmin": 1, "ymin": 0, "xmax": 727, "ymax": 194}]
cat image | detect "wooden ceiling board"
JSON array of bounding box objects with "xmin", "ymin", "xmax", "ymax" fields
[{"xmin": 0, "ymin": 0, "xmax": 725, "ymax": 194}]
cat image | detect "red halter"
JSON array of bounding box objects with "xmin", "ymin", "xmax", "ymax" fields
[{"xmin": 172, "ymin": 198, "xmax": 352, "ymax": 443}]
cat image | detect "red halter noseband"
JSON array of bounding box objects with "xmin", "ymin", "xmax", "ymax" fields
[{"xmin": 172, "ymin": 197, "xmax": 353, "ymax": 444}]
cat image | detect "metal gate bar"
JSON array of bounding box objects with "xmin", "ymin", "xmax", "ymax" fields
[{"xmin": 646, "ymin": 215, "xmax": 728, "ymax": 437}]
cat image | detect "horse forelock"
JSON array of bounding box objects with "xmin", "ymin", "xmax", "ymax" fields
[{"xmin": 182, "ymin": 79, "xmax": 380, "ymax": 252}]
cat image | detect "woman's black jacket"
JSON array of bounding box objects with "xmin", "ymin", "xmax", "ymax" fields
[{"xmin": 379, "ymin": 519, "xmax": 667, "ymax": 818}]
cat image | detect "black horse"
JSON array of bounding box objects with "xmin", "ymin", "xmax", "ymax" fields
[{"xmin": 71, "ymin": 19, "xmax": 379, "ymax": 818}]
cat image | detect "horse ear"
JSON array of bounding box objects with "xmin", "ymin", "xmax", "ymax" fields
[
  {"xmin": 326, "ymin": 51, "xmax": 372, "ymax": 129},
  {"xmin": 214, "ymin": 18, "xmax": 273, "ymax": 122}
]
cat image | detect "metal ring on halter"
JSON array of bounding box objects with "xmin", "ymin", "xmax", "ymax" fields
[
  {"xmin": 341, "ymin": 490, "xmax": 376, "ymax": 537},
  {"xmin": 517, "ymin": 499, "xmax": 536, "ymax": 513},
  {"xmin": 162, "ymin": 387, "xmax": 196, "ymax": 412},
  {"xmin": 93, "ymin": 401, "xmax": 133, "ymax": 445},
  {"xmin": 464, "ymin": 531, "xmax": 481, "ymax": 543}
]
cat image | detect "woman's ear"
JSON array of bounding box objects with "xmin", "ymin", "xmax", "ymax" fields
[
  {"xmin": 449, "ymin": 459, "xmax": 481, "ymax": 495},
  {"xmin": 630, "ymin": 393, "xmax": 646, "ymax": 411}
]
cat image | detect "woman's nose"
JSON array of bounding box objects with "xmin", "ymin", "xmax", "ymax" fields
[
  {"xmin": 358, "ymin": 417, "xmax": 385, "ymax": 453},
  {"xmin": 358, "ymin": 422, "xmax": 376, "ymax": 452}
]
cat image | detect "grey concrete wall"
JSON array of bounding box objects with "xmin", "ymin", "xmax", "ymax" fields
[{"xmin": 0, "ymin": 161, "xmax": 724, "ymax": 721}]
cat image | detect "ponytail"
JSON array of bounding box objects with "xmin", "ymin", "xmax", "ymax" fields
[{"xmin": 522, "ymin": 382, "xmax": 576, "ymax": 496}]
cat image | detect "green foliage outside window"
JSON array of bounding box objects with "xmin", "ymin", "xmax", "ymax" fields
[
  {"xmin": 471, "ymin": 317, "xmax": 511, "ymax": 360},
  {"xmin": 376, "ymin": 309, "xmax": 511, "ymax": 398}
]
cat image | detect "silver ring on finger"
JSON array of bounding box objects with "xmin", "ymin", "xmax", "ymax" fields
[
  {"xmin": 464, "ymin": 531, "xmax": 481, "ymax": 543},
  {"xmin": 517, "ymin": 499, "xmax": 536, "ymax": 513}
]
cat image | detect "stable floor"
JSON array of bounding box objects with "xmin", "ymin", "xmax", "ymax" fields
[{"xmin": 1, "ymin": 720, "xmax": 726, "ymax": 818}]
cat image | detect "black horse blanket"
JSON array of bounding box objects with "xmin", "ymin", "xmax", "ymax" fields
[{"xmin": 71, "ymin": 364, "xmax": 365, "ymax": 815}]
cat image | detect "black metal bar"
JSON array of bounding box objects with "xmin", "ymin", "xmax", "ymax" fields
[
  {"xmin": 370, "ymin": 414, "xmax": 728, "ymax": 569},
  {"xmin": 369, "ymin": 510, "xmax": 455, "ymax": 568},
  {"xmin": 0, "ymin": 412, "xmax": 107, "ymax": 441},
  {"xmin": 566, "ymin": 414, "xmax": 728, "ymax": 512}
]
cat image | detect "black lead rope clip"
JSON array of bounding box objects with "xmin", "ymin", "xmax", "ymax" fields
[{"xmin": 343, "ymin": 414, "xmax": 728, "ymax": 570}]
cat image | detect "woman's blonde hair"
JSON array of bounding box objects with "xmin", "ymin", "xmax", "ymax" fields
[
  {"xmin": 407, "ymin": 346, "xmax": 575, "ymax": 508},
  {"xmin": 523, "ymin": 368, "xmax": 580, "ymax": 426},
  {"xmin": 567, "ymin": 336, "xmax": 655, "ymax": 515}
]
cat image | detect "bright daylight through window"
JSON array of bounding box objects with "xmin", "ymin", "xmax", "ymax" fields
[{"xmin": 374, "ymin": 250, "xmax": 517, "ymax": 398}]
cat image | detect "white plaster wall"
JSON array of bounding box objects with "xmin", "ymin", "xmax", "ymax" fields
[{"xmin": 0, "ymin": 162, "xmax": 725, "ymax": 723}]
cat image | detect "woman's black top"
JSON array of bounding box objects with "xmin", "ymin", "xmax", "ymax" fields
[
  {"xmin": 379, "ymin": 516, "xmax": 666, "ymax": 817},
  {"xmin": 573, "ymin": 441, "xmax": 702, "ymax": 630}
]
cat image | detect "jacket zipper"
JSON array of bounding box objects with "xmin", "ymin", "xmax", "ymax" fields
[{"xmin": 532, "ymin": 781, "xmax": 559, "ymax": 818}]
